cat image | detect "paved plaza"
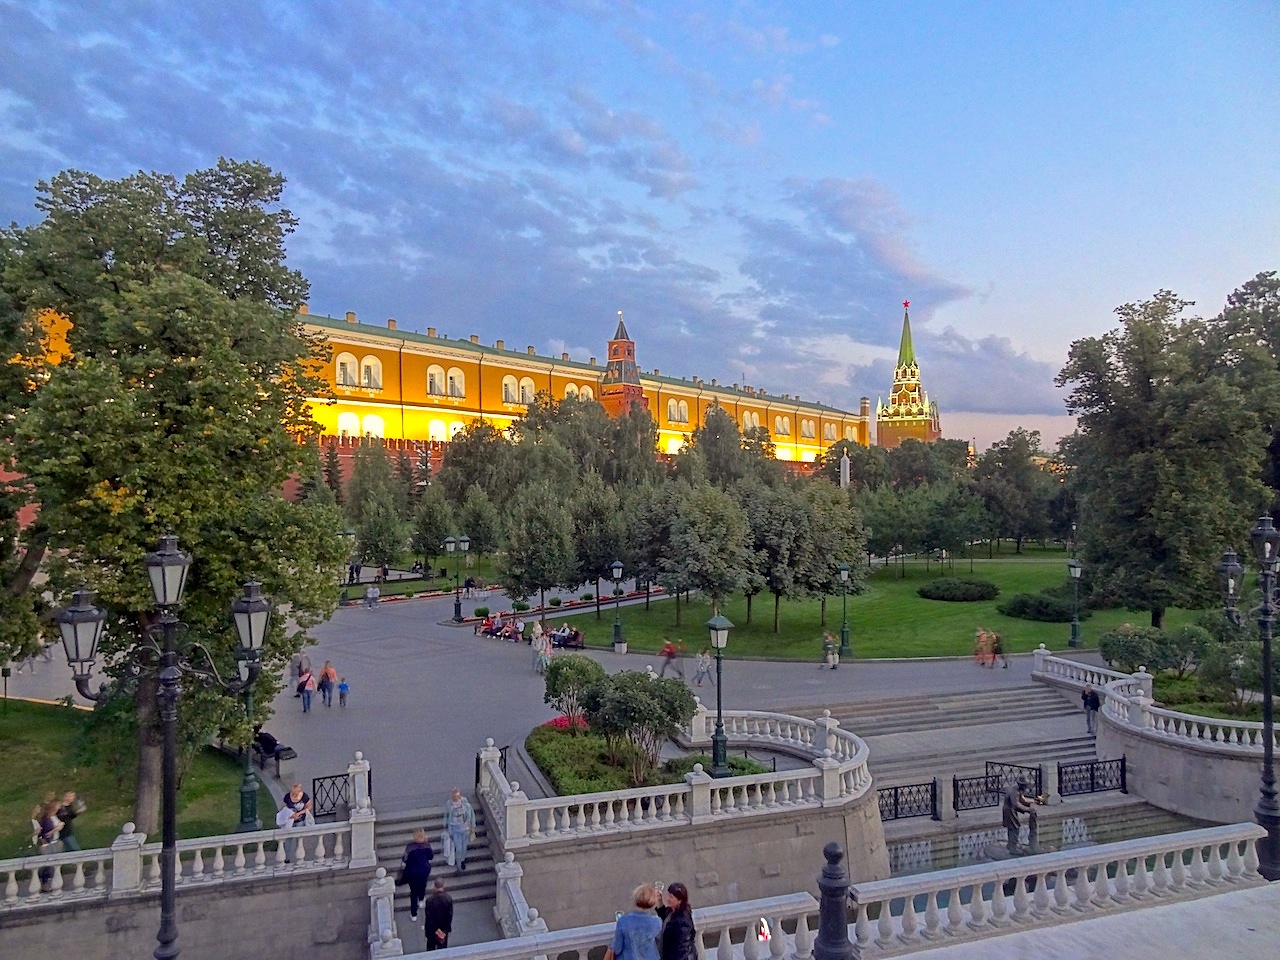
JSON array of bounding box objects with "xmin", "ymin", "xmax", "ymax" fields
[{"xmin": 7, "ymin": 588, "xmax": 1098, "ymax": 810}]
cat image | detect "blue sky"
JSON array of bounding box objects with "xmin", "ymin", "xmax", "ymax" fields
[{"xmin": 2, "ymin": 1, "xmax": 1276, "ymax": 449}]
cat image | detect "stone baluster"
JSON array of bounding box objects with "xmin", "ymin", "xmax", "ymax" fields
[
  {"xmin": 505, "ymin": 782, "xmax": 529, "ymax": 845},
  {"xmin": 1132, "ymin": 666, "xmax": 1153, "ymax": 698},
  {"xmin": 793, "ymin": 911, "xmax": 815, "ymax": 960},
  {"xmin": 109, "ymin": 822, "xmax": 145, "ymax": 898},
  {"xmin": 688, "ymin": 698, "xmax": 709, "ymax": 743},
  {"xmin": 1032, "ymin": 643, "xmax": 1048, "ymax": 675},
  {"xmin": 495, "ymin": 852, "xmax": 523, "ymax": 932},
  {"xmin": 686, "ymin": 764, "xmax": 713, "ymax": 824},
  {"xmin": 813, "ymin": 710, "xmax": 840, "ymax": 755},
  {"xmin": 368, "ymin": 867, "xmax": 403, "ymax": 958},
  {"xmin": 815, "ymin": 843, "xmax": 858, "ymax": 960}
]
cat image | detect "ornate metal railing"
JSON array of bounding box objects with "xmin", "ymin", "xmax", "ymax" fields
[
  {"xmin": 312, "ymin": 769, "xmax": 372, "ymax": 818},
  {"xmin": 877, "ymin": 780, "xmax": 938, "ymax": 821},
  {"xmin": 986, "ymin": 760, "xmax": 1042, "ymax": 797},
  {"xmin": 952, "ymin": 773, "xmax": 1001, "ymax": 811},
  {"xmin": 1059, "ymin": 756, "xmax": 1127, "ymax": 796}
]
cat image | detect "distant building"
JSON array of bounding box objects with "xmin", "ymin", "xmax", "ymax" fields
[
  {"xmin": 875, "ymin": 301, "xmax": 942, "ymax": 447},
  {"xmin": 301, "ymin": 307, "xmax": 871, "ymax": 464}
]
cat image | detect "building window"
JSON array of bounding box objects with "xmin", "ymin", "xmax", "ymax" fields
[
  {"xmin": 447, "ymin": 367, "xmax": 465, "ymax": 398},
  {"xmin": 667, "ymin": 399, "xmax": 690, "ymax": 423},
  {"xmin": 502, "ymin": 375, "xmax": 519, "ymax": 403},
  {"xmin": 362, "ymin": 414, "xmax": 385, "ymax": 438},
  {"xmin": 580, "ymin": 385, "xmax": 593, "ymax": 400},
  {"xmin": 801, "ymin": 419, "xmax": 815, "ymax": 439},
  {"xmin": 337, "ymin": 412, "xmax": 359, "ymax": 437},
  {"xmin": 565, "ymin": 384, "xmax": 579, "ymax": 399},
  {"xmin": 450, "ymin": 421, "xmax": 465, "ymax": 438},
  {"xmin": 519, "ymin": 377, "xmax": 536, "ymax": 403},
  {"xmin": 667, "ymin": 399, "xmax": 677, "ymax": 422},
  {"xmin": 336, "ymin": 352, "xmax": 359, "ymax": 387},
  {"xmin": 775, "ymin": 416, "xmax": 793, "ymax": 436},
  {"xmin": 427, "ymin": 364, "xmax": 445, "ymax": 396},
  {"xmin": 845, "ymin": 426, "xmax": 856, "ymax": 441},
  {"xmin": 824, "ymin": 423, "xmax": 836, "ymax": 441},
  {"xmin": 360, "ymin": 356, "xmax": 383, "ymax": 390},
  {"xmin": 429, "ymin": 419, "xmax": 447, "ymax": 442}
]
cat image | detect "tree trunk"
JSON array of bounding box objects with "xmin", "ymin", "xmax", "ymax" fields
[
  {"xmin": 675, "ymin": 590, "xmax": 682, "ymax": 627},
  {"xmin": 745, "ymin": 593, "xmax": 753, "ymax": 624},
  {"xmin": 773, "ymin": 592, "xmax": 781, "ymax": 633},
  {"xmin": 1151, "ymin": 607, "xmax": 1165, "ymax": 630},
  {"xmin": 595, "ymin": 577, "xmax": 602, "ymax": 619},
  {"xmin": 1015, "ymin": 535, "xmax": 1023, "ymax": 555},
  {"xmin": 134, "ymin": 674, "xmax": 162, "ymax": 836},
  {"xmin": 820, "ymin": 596, "xmax": 827, "ymax": 628},
  {"xmin": 645, "ymin": 582, "xmax": 650, "ymax": 611}
]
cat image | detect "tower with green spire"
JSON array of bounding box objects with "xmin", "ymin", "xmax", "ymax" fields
[{"xmin": 875, "ymin": 300, "xmax": 941, "ymax": 447}]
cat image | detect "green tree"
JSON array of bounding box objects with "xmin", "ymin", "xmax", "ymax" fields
[
  {"xmin": 583, "ymin": 671, "xmax": 697, "ymax": 785},
  {"xmin": 974, "ymin": 428, "xmax": 1056, "ymax": 552},
  {"xmin": 344, "ymin": 440, "xmax": 397, "ymax": 525},
  {"xmin": 1057, "ymin": 290, "xmax": 1280, "ymax": 628},
  {"xmin": 321, "ymin": 440, "xmax": 344, "ymax": 504},
  {"xmin": 815, "ymin": 441, "xmax": 890, "ymax": 491},
  {"xmin": 795, "ymin": 478, "xmax": 867, "ymax": 618},
  {"xmin": 738, "ymin": 480, "xmax": 810, "ymax": 632},
  {"xmin": 604, "ymin": 405, "xmax": 663, "ymax": 488},
  {"xmin": 2, "ymin": 160, "xmax": 346, "ymax": 832},
  {"xmin": 1199, "ymin": 640, "xmax": 1263, "ymax": 715},
  {"xmin": 435, "ymin": 420, "xmax": 512, "ymax": 506},
  {"xmin": 625, "ymin": 482, "xmax": 684, "ymax": 613},
  {"xmin": 497, "ymin": 481, "xmax": 576, "ymax": 609},
  {"xmin": 568, "ymin": 473, "xmax": 626, "ymax": 618},
  {"xmin": 886, "ymin": 439, "xmax": 968, "ymax": 489},
  {"xmin": 543, "ymin": 653, "xmax": 606, "ymax": 731},
  {"xmin": 663, "ymin": 483, "xmax": 752, "ymax": 619},
  {"xmin": 409, "ymin": 485, "xmax": 452, "ymax": 572},
  {"xmin": 458, "ymin": 484, "xmax": 502, "ymax": 557},
  {"xmin": 682, "ymin": 404, "xmax": 749, "ymax": 488}
]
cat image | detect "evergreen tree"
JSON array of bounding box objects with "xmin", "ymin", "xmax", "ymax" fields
[
  {"xmin": 459, "ymin": 484, "xmax": 502, "ymax": 557},
  {"xmin": 497, "ymin": 481, "xmax": 576, "ymax": 609},
  {"xmin": 322, "ymin": 440, "xmax": 344, "ymax": 504},
  {"xmin": 409, "ymin": 485, "xmax": 453, "ymax": 573}
]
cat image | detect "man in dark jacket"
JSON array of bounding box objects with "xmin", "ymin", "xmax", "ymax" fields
[
  {"xmin": 1082, "ymin": 684, "xmax": 1101, "ymax": 733},
  {"xmin": 422, "ymin": 879, "xmax": 453, "ymax": 951}
]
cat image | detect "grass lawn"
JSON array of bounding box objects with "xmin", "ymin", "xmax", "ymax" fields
[
  {"xmin": 559, "ymin": 554, "xmax": 1203, "ymax": 661},
  {"xmin": 0, "ymin": 699, "xmax": 276, "ymax": 858}
]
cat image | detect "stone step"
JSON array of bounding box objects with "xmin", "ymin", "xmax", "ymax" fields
[
  {"xmin": 374, "ymin": 807, "xmax": 498, "ymax": 906},
  {"xmin": 784, "ymin": 688, "xmax": 1080, "ymax": 737},
  {"xmin": 870, "ymin": 737, "xmax": 1098, "ymax": 787},
  {"xmin": 788, "ymin": 685, "xmax": 1074, "ymax": 718}
]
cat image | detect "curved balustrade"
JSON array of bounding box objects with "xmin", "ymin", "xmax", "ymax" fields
[
  {"xmin": 525, "ymin": 782, "xmax": 691, "ymax": 839},
  {"xmin": 848, "ymin": 823, "xmax": 1265, "ymax": 957}
]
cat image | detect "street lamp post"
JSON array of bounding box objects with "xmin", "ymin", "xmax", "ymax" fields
[
  {"xmin": 1219, "ymin": 518, "xmax": 1280, "ymax": 881},
  {"xmin": 232, "ymin": 582, "xmax": 272, "ymax": 832},
  {"xmin": 837, "ymin": 563, "xmax": 851, "ymax": 659},
  {"xmin": 610, "ymin": 559, "xmax": 624, "ymax": 644},
  {"xmin": 1068, "ymin": 523, "xmax": 1082, "ymax": 648},
  {"xmin": 55, "ymin": 535, "xmax": 267, "ymax": 960},
  {"xmin": 707, "ymin": 614, "xmax": 733, "ymax": 778},
  {"xmin": 445, "ymin": 535, "xmax": 470, "ymax": 622}
]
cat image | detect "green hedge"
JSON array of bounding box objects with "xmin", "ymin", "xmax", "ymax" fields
[
  {"xmin": 916, "ymin": 577, "xmax": 999, "ymax": 602},
  {"xmin": 997, "ymin": 591, "xmax": 1083, "ymax": 622}
]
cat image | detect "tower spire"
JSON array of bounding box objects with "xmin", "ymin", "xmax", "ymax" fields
[
  {"xmin": 614, "ymin": 309, "xmax": 630, "ymax": 342},
  {"xmin": 897, "ymin": 300, "xmax": 916, "ymax": 368}
]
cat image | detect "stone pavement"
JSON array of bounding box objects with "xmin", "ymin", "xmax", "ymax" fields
[
  {"xmin": 911, "ymin": 881, "xmax": 1280, "ymax": 959},
  {"xmin": 7, "ymin": 590, "xmax": 1104, "ymax": 812}
]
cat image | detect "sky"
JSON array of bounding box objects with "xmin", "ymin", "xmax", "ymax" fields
[{"xmin": 1, "ymin": 1, "xmax": 1276, "ymax": 451}]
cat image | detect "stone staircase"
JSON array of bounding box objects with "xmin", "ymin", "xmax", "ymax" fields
[
  {"xmin": 374, "ymin": 805, "xmax": 497, "ymax": 909},
  {"xmin": 778, "ymin": 685, "xmax": 1096, "ymax": 787}
]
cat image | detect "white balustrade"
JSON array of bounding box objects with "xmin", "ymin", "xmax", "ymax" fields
[{"xmin": 847, "ymin": 823, "xmax": 1265, "ymax": 957}]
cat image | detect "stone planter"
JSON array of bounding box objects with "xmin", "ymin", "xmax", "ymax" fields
[{"xmin": 613, "ymin": 640, "xmax": 628, "ymax": 655}]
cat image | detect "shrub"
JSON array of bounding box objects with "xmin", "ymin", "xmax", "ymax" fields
[
  {"xmin": 542, "ymin": 715, "xmax": 588, "ymax": 731},
  {"xmin": 997, "ymin": 592, "xmax": 1075, "ymax": 622},
  {"xmin": 548, "ymin": 597, "xmax": 563, "ymax": 607},
  {"xmin": 580, "ymin": 593, "xmax": 594, "ymax": 602},
  {"xmin": 665, "ymin": 754, "xmax": 769, "ymax": 777},
  {"xmin": 473, "ymin": 606, "xmax": 490, "ymax": 617},
  {"xmin": 512, "ymin": 600, "xmax": 530, "ymax": 612},
  {"xmin": 582, "ymin": 671, "xmax": 698, "ymax": 786},
  {"xmin": 1198, "ymin": 641, "xmax": 1263, "ymax": 715},
  {"xmin": 1149, "ymin": 624, "xmax": 1211, "ymax": 679},
  {"xmin": 543, "ymin": 655, "xmax": 606, "ymax": 731},
  {"xmin": 524, "ymin": 724, "xmax": 630, "ymax": 794},
  {"xmin": 917, "ymin": 577, "xmax": 999, "ymax": 602},
  {"xmin": 1097, "ymin": 624, "xmax": 1161, "ymax": 673}
]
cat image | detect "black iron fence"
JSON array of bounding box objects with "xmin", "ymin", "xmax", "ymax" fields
[
  {"xmin": 984, "ymin": 761, "xmax": 1042, "ymax": 797},
  {"xmin": 474, "ymin": 744, "xmax": 509, "ymax": 789},
  {"xmin": 878, "ymin": 780, "xmax": 938, "ymax": 821},
  {"xmin": 953, "ymin": 762, "xmax": 1043, "ymax": 813},
  {"xmin": 1058, "ymin": 756, "xmax": 1126, "ymax": 797},
  {"xmin": 312, "ymin": 771, "xmax": 373, "ymax": 819}
]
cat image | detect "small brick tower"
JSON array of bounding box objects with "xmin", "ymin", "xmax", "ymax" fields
[{"xmin": 599, "ymin": 310, "xmax": 649, "ymax": 418}]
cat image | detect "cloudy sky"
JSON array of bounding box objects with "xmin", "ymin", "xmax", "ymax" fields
[{"xmin": 2, "ymin": 1, "xmax": 1276, "ymax": 450}]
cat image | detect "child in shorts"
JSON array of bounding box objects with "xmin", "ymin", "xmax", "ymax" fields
[{"xmin": 338, "ymin": 678, "xmax": 350, "ymax": 707}]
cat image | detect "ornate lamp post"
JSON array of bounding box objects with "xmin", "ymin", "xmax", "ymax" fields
[
  {"xmin": 232, "ymin": 582, "xmax": 271, "ymax": 831},
  {"xmin": 707, "ymin": 613, "xmax": 733, "ymax": 778},
  {"xmin": 1219, "ymin": 518, "xmax": 1280, "ymax": 881},
  {"xmin": 1068, "ymin": 523, "xmax": 1082, "ymax": 648},
  {"xmin": 445, "ymin": 534, "xmax": 470, "ymax": 622},
  {"xmin": 837, "ymin": 563, "xmax": 851, "ymax": 659},
  {"xmin": 55, "ymin": 535, "xmax": 267, "ymax": 960},
  {"xmin": 610, "ymin": 559, "xmax": 624, "ymax": 644}
]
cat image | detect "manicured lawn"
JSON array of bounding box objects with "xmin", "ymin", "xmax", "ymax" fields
[
  {"xmin": 560, "ymin": 555, "xmax": 1202, "ymax": 661},
  {"xmin": 0, "ymin": 699, "xmax": 275, "ymax": 858}
]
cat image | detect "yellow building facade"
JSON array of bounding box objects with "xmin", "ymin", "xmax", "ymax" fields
[{"xmin": 301, "ymin": 307, "xmax": 871, "ymax": 462}]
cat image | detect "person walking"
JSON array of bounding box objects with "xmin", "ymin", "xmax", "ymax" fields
[
  {"xmin": 607, "ymin": 883, "xmax": 661, "ymax": 960},
  {"xmin": 55, "ymin": 790, "xmax": 86, "ymax": 852},
  {"xmin": 822, "ymin": 632, "xmax": 839, "ymax": 670},
  {"xmin": 422, "ymin": 879, "xmax": 454, "ymax": 951},
  {"xmin": 692, "ymin": 649, "xmax": 714, "ymax": 688},
  {"xmin": 400, "ymin": 828, "xmax": 435, "ymax": 922},
  {"xmin": 318, "ymin": 660, "xmax": 338, "ymax": 707},
  {"xmin": 655, "ymin": 881, "xmax": 696, "ymax": 960},
  {"xmin": 338, "ymin": 677, "xmax": 350, "ymax": 707},
  {"xmin": 991, "ymin": 633, "xmax": 1009, "ymax": 669},
  {"xmin": 297, "ymin": 666, "xmax": 316, "ymax": 713},
  {"xmin": 443, "ymin": 788, "xmax": 475, "ymax": 872},
  {"xmin": 1082, "ymin": 683, "xmax": 1101, "ymax": 733},
  {"xmin": 35, "ymin": 797, "xmax": 62, "ymax": 892},
  {"xmin": 658, "ymin": 639, "xmax": 684, "ymax": 679}
]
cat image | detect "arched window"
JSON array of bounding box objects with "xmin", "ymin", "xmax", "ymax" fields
[
  {"xmin": 428, "ymin": 419, "xmax": 447, "ymax": 442},
  {"xmin": 666, "ymin": 437, "xmax": 683, "ymax": 454},
  {"xmin": 519, "ymin": 377, "xmax": 536, "ymax": 403},
  {"xmin": 678, "ymin": 400, "xmax": 689, "ymax": 423},
  {"xmin": 447, "ymin": 367, "xmax": 465, "ymax": 398},
  {"xmin": 801, "ymin": 419, "xmax": 815, "ymax": 439},
  {"xmin": 335, "ymin": 352, "xmax": 358, "ymax": 387},
  {"xmin": 362, "ymin": 414, "xmax": 385, "ymax": 438},
  {"xmin": 667, "ymin": 398, "xmax": 678, "ymax": 422},
  {"xmin": 579, "ymin": 385, "xmax": 593, "ymax": 400},
  {"xmin": 823, "ymin": 423, "xmax": 836, "ymax": 441},
  {"xmin": 337, "ymin": 412, "xmax": 359, "ymax": 437},
  {"xmin": 502, "ymin": 375, "xmax": 519, "ymax": 403},
  {"xmin": 360, "ymin": 356, "xmax": 382, "ymax": 390},
  {"xmin": 743, "ymin": 412, "xmax": 752, "ymax": 430},
  {"xmin": 449, "ymin": 421, "xmax": 465, "ymax": 438},
  {"xmin": 775, "ymin": 415, "xmax": 791, "ymax": 436},
  {"xmin": 748, "ymin": 411, "xmax": 760, "ymax": 430},
  {"xmin": 427, "ymin": 364, "xmax": 446, "ymax": 396},
  {"xmin": 845, "ymin": 426, "xmax": 856, "ymax": 441},
  {"xmin": 565, "ymin": 383, "xmax": 579, "ymax": 399}
]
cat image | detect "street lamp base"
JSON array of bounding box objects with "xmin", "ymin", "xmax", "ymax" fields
[
  {"xmin": 838, "ymin": 622, "xmax": 851, "ymax": 660},
  {"xmin": 1069, "ymin": 619, "xmax": 1082, "ymax": 648},
  {"xmin": 710, "ymin": 732, "xmax": 730, "ymax": 778}
]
